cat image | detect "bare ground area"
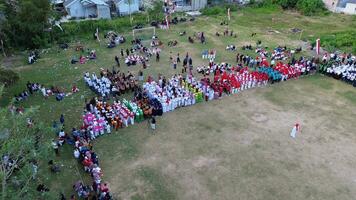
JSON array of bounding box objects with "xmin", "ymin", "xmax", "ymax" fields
[{"xmin": 94, "ymin": 75, "xmax": 356, "ymax": 200}]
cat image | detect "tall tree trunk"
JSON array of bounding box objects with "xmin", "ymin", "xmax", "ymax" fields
[{"xmin": 0, "ymin": 39, "xmax": 6, "ymax": 57}]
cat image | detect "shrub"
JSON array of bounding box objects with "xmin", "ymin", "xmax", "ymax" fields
[
  {"xmin": 257, "ymin": 0, "xmax": 325, "ymax": 15},
  {"xmin": 277, "ymin": 0, "xmax": 298, "ymax": 9},
  {"xmin": 0, "ymin": 68, "xmax": 19, "ymax": 87},
  {"xmin": 296, "ymin": 0, "xmax": 325, "ymax": 16},
  {"xmin": 201, "ymin": 6, "xmax": 225, "ymax": 16},
  {"xmin": 310, "ymin": 31, "xmax": 356, "ymax": 54}
]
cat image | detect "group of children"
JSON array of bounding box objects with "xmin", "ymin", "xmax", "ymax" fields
[
  {"xmin": 84, "ymin": 72, "xmax": 112, "ymax": 98},
  {"xmin": 320, "ymin": 52, "xmax": 356, "ymax": 86},
  {"xmin": 143, "ymin": 75, "xmax": 200, "ymax": 113}
]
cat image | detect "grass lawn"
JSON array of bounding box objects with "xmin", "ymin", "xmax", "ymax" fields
[{"xmin": 1, "ymin": 5, "xmax": 356, "ymax": 199}]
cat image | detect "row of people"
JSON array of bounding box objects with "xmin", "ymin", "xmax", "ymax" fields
[{"xmin": 84, "ymin": 72, "xmax": 112, "ymax": 98}]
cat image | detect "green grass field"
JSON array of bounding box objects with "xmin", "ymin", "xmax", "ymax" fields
[{"xmin": 1, "ymin": 6, "xmax": 356, "ymax": 199}]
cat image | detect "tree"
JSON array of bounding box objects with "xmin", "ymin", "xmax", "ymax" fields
[
  {"xmin": 3, "ymin": 0, "xmax": 51, "ymax": 49},
  {"xmin": 146, "ymin": 0, "xmax": 163, "ymax": 22},
  {"xmin": 0, "ymin": 87, "xmax": 50, "ymax": 199},
  {"xmin": 0, "ymin": 2, "xmax": 7, "ymax": 56}
]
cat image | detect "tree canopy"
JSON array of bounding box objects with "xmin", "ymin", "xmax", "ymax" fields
[
  {"xmin": 2, "ymin": 0, "xmax": 52, "ymax": 50},
  {"xmin": 0, "ymin": 87, "xmax": 50, "ymax": 199}
]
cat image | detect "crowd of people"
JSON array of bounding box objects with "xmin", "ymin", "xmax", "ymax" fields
[
  {"xmin": 84, "ymin": 72, "xmax": 112, "ymax": 98},
  {"xmin": 319, "ymin": 52, "xmax": 356, "ymax": 86},
  {"xmin": 71, "ymin": 50, "xmax": 97, "ymax": 64},
  {"xmin": 18, "ymin": 20, "xmax": 356, "ymax": 199},
  {"xmin": 84, "ymin": 69, "xmax": 140, "ymax": 98},
  {"xmin": 52, "ymin": 110, "xmax": 113, "ymax": 199},
  {"xmin": 14, "ymin": 81, "xmax": 78, "ymax": 102}
]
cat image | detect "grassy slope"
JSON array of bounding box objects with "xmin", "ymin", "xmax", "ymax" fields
[{"xmin": 0, "ymin": 6, "xmax": 355, "ymax": 199}]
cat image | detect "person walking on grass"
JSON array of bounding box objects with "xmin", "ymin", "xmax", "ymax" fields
[
  {"xmin": 52, "ymin": 139, "xmax": 59, "ymax": 156},
  {"xmin": 115, "ymin": 55, "xmax": 120, "ymax": 67},
  {"xmin": 156, "ymin": 52, "xmax": 160, "ymax": 62},
  {"xmin": 60, "ymin": 114, "xmax": 64, "ymax": 124}
]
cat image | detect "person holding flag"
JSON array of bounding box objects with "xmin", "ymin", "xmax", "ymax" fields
[{"xmin": 290, "ymin": 123, "xmax": 300, "ymax": 138}]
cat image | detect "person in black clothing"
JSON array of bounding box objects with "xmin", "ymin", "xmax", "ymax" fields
[
  {"xmin": 176, "ymin": 53, "xmax": 180, "ymax": 63},
  {"xmin": 120, "ymin": 49, "xmax": 124, "ymax": 57},
  {"xmin": 188, "ymin": 57, "xmax": 193, "ymax": 71},
  {"xmin": 162, "ymin": 77, "xmax": 166, "ymax": 88},
  {"xmin": 37, "ymin": 184, "xmax": 49, "ymax": 192},
  {"xmin": 115, "ymin": 56, "xmax": 120, "ymax": 67},
  {"xmin": 126, "ymin": 49, "xmax": 130, "ymax": 56},
  {"xmin": 156, "ymin": 52, "xmax": 160, "ymax": 62},
  {"xmin": 183, "ymin": 57, "xmax": 188, "ymax": 73},
  {"xmin": 27, "ymin": 81, "xmax": 33, "ymax": 94}
]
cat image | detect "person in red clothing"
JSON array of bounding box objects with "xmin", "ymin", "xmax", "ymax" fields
[
  {"xmin": 82, "ymin": 156, "xmax": 93, "ymax": 172},
  {"xmin": 72, "ymin": 85, "xmax": 79, "ymax": 93},
  {"xmin": 100, "ymin": 183, "xmax": 109, "ymax": 193}
]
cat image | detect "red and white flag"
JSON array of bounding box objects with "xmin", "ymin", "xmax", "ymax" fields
[
  {"xmin": 165, "ymin": 15, "xmax": 170, "ymax": 29},
  {"xmin": 316, "ymin": 38, "xmax": 320, "ymax": 55},
  {"xmin": 96, "ymin": 27, "xmax": 100, "ymax": 42},
  {"xmin": 227, "ymin": 8, "xmax": 231, "ymax": 21}
]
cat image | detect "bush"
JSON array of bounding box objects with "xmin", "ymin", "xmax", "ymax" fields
[
  {"xmin": 277, "ymin": 0, "xmax": 298, "ymax": 9},
  {"xmin": 57, "ymin": 14, "xmax": 151, "ymax": 40},
  {"xmin": 296, "ymin": 0, "xmax": 325, "ymax": 16},
  {"xmin": 0, "ymin": 68, "xmax": 19, "ymax": 87},
  {"xmin": 201, "ymin": 6, "xmax": 225, "ymax": 16},
  {"xmin": 257, "ymin": 0, "xmax": 325, "ymax": 15},
  {"xmin": 310, "ymin": 31, "xmax": 356, "ymax": 54},
  {"xmin": 201, "ymin": 4, "xmax": 238, "ymax": 16}
]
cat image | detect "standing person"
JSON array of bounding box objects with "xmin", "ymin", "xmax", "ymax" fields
[
  {"xmin": 173, "ymin": 60, "xmax": 177, "ymax": 70},
  {"xmin": 290, "ymin": 123, "xmax": 300, "ymax": 138},
  {"xmin": 27, "ymin": 81, "xmax": 33, "ymax": 94},
  {"xmin": 176, "ymin": 53, "xmax": 181, "ymax": 63},
  {"xmin": 120, "ymin": 49, "xmax": 124, "ymax": 57},
  {"xmin": 32, "ymin": 161, "xmax": 38, "ymax": 179},
  {"xmin": 52, "ymin": 140, "xmax": 59, "ymax": 156},
  {"xmin": 183, "ymin": 57, "xmax": 188, "ymax": 73},
  {"xmin": 188, "ymin": 57, "xmax": 193, "ymax": 72},
  {"xmin": 115, "ymin": 55, "xmax": 120, "ymax": 67},
  {"xmin": 156, "ymin": 52, "xmax": 160, "ymax": 62},
  {"xmin": 142, "ymin": 60, "xmax": 147, "ymax": 69},
  {"xmin": 150, "ymin": 116, "xmax": 156, "ymax": 130},
  {"xmin": 138, "ymin": 70, "xmax": 144, "ymax": 81},
  {"xmin": 60, "ymin": 114, "xmax": 64, "ymax": 124},
  {"xmin": 126, "ymin": 48, "xmax": 130, "ymax": 56}
]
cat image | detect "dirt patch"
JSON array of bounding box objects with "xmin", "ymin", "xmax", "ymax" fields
[
  {"xmin": 250, "ymin": 113, "xmax": 268, "ymax": 123},
  {"xmin": 192, "ymin": 156, "xmax": 219, "ymax": 168},
  {"xmin": 97, "ymin": 76, "xmax": 356, "ymax": 200}
]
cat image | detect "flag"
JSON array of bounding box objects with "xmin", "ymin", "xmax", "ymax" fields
[
  {"xmin": 96, "ymin": 27, "xmax": 100, "ymax": 42},
  {"xmin": 54, "ymin": 21, "xmax": 63, "ymax": 31},
  {"xmin": 165, "ymin": 15, "xmax": 170, "ymax": 29},
  {"xmin": 227, "ymin": 8, "xmax": 231, "ymax": 21},
  {"xmin": 316, "ymin": 38, "xmax": 320, "ymax": 55},
  {"xmin": 290, "ymin": 123, "xmax": 300, "ymax": 138}
]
